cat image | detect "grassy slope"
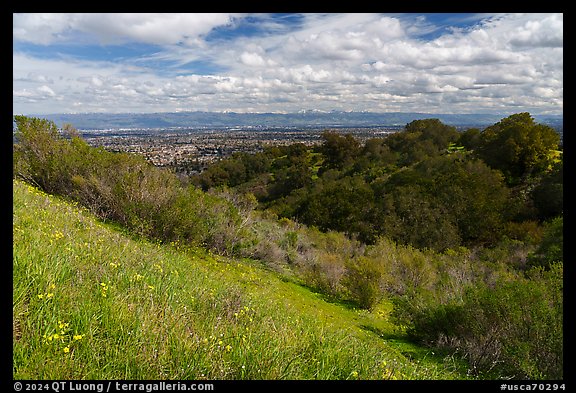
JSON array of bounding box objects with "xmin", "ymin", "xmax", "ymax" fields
[{"xmin": 13, "ymin": 179, "xmax": 467, "ymax": 380}]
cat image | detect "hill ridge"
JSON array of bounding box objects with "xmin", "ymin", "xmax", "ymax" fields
[{"xmin": 23, "ymin": 110, "xmax": 562, "ymax": 130}]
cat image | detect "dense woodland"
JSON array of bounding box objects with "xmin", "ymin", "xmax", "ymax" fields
[
  {"xmin": 192, "ymin": 114, "xmax": 562, "ymax": 251},
  {"xmin": 13, "ymin": 113, "xmax": 563, "ymax": 379}
]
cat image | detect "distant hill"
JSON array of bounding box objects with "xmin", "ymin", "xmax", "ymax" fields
[{"xmin": 23, "ymin": 111, "xmax": 563, "ymax": 130}]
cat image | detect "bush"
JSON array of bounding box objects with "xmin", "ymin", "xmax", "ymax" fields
[
  {"xmin": 300, "ymin": 252, "xmax": 347, "ymax": 298},
  {"xmin": 391, "ymin": 293, "xmax": 467, "ymax": 347},
  {"xmin": 342, "ymin": 257, "xmax": 384, "ymax": 310},
  {"xmin": 391, "ymin": 264, "xmax": 563, "ymax": 379},
  {"xmin": 366, "ymin": 238, "xmax": 439, "ymax": 296},
  {"xmin": 527, "ymin": 216, "xmax": 563, "ymax": 270},
  {"xmin": 13, "ymin": 116, "xmax": 78, "ymax": 195},
  {"xmin": 13, "ymin": 116, "xmax": 247, "ymax": 255}
]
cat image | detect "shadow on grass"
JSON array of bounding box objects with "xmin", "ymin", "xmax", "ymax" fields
[
  {"xmin": 358, "ymin": 323, "xmax": 419, "ymax": 357},
  {"xmin": 360, "ymin": 323, "xmax": 473, "ymax": 378},
  {"xmin": 274, "ymin": 273, "xmax": 360, "ymax": 307}
]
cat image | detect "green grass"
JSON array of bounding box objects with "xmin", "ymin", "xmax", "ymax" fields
[{"xmin": 13, "ymin": 179, "xmax": 468, "ymax": 380}]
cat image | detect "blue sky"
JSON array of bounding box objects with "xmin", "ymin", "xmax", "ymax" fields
[{"xmin": 13, "ymin": 13, "xmax": 563, "ymax": 115}]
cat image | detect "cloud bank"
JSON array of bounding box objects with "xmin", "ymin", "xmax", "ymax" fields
[{"xmin": 13, "ymin": 13, "xmax": 563, "ymax": 115}]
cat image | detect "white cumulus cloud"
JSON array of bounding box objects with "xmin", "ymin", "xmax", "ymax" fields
[
  {"xmin": 13, "ymin": 13, "xmax": 563, "ymax": 115},
  {"xmin": 13, "ymin": 13, "xmax": 240, "ymax": 46}
]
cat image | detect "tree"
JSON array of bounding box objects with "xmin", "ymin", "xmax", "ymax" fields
[
  {"xmin": 531, "ymin": 160, "xmax": 563, "ymax": 220},
  {"xmin": 361, "ymin": 137, "xmax": 397, "ymax": 164},
  {"xmin": 417, "ymin": 155, "xmax": 510, "ymax": 245},
  {"xmin": 318, "ymin": 130, "xmax": 361, "ymax": 171},
  {"xmin": 476, "ymin": 113, "xmax": 560, "ymax": 183},
  {"xmin": 457, "ymin": 128, "xmax": 482, "ymax": 150},
  {"xmin": 296, "ymin": 175, "xmax": 376, "ymax": 243},
  {"xmin": 384, "ymin": 118, "xmax": 460, "ymax": 166},
  {"xmin": 353, "ymin": 137, "xmax": 398, "ymax": 176},
  {"xmin": 373, "ymin": 153, "xmax": 510, "ymax": 249},
  {"xmin": 267, "ymin": 143, "xmax": 314, "ymax": 198},
  {"xmin": 404, "ymin": 118, "xmax": 460, "ymax": 147},
  {"xmin": 378, "ymin": 184, "xmax": 461, "ymax": 251}
]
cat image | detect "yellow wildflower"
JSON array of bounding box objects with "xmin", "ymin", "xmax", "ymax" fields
[
  {"xmin": 99, "ymin": 282, "xmax": 109, "ymax": 297},
  {"xmin": 73, "ymin": 334, "xmax": 83, "ymax": 341},
  {"xmin": 63, "ymin": 346, "xmax": 70, "ymax": 353}
]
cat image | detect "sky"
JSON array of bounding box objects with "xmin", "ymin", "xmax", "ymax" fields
[{"xmin": 13, "ymin": 13, "xmax": 563, "ymax": 115}]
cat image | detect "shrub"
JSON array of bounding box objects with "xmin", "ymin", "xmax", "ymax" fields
[
  {"xmin": 391, "ymin": 264, "xmax": 563, "ymax": 379},
  {"xmin": 390, "ymin": 292, "xmax": 467, "ymax": 347},
  {"xmin": 342, "ymin": 257, "xmax": 384, "ymax": 310},
  {"xmin": 527, "ymin": 216, "xmax": 563, "ymax": 270},
  {"xmin": 301, "ymin": 252, "xmax": 347, "ymax": 298},
  {"xmin": 366, "ymin": 238, "xmax": 439, "ymax": 296},
  {"xmin": 12, "ymin": 116, "xmax": 247, "ymax": 255},
  {"xmin": 13, "ymin": 116, "xmax": 77, "ymax": 194}
]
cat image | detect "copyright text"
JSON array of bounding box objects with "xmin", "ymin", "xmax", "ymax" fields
[{"xmin": 13, "ymin": 382, "xmax": 215, "ymax": 393}]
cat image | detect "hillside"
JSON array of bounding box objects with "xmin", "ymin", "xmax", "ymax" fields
[{"xmin": 12, "ymin": 179, "xmax": 467, "ymax": 380}]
